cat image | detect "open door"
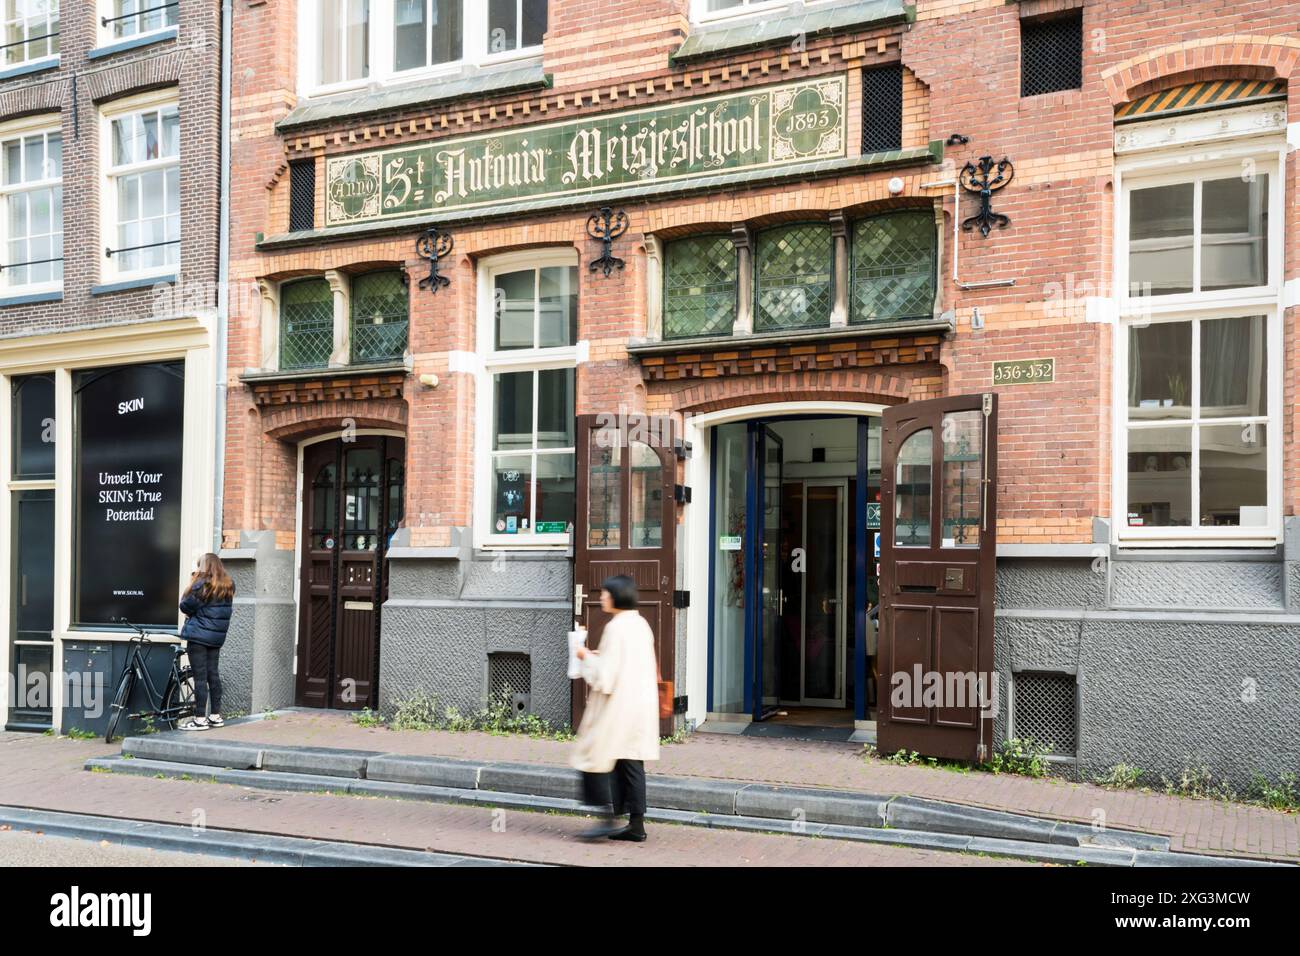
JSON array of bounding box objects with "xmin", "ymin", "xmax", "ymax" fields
[
  {"xmin": 877, "ymin": 394, "xmax": 998, "ymax": 762},
  {"xmin": 745, "ymin": 424, "xmax": 783, "ymax": 720},
  {"xmin": 572, "ymin": 415, "xmax": 678, "ymax": 736}
]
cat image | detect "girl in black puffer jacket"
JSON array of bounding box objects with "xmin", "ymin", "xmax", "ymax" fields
[{"xmin": 178, "ymin": 553, "xmax": 235, "ymax": 731}]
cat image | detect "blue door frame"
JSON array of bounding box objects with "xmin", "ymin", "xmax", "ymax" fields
[{"xmin": 706, "ymin": 414, "xmax": 873, "ymax": 721}]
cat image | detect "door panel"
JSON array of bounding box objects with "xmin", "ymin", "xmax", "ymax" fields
[
  {"xmin": 573, "ymin": 417, "xmax": 678, "ymax": 735},
  {"xmin": 878, "ymin": 394, "xmax": 998, "ymax": 762},
  {"xmin": 296, "ymin": 436, "xmax": 405, "ymax": 710},
  {"xmin": 751, "ymin": 426, "xmax": 782, "ymax": 719}
]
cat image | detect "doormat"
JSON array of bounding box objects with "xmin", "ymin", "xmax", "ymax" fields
[{"xmin": 741, "ymin": 723, "xmax": 855, "ymax": 743}]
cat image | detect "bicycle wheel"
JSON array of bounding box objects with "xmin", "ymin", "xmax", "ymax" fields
[
  {"xmin": 162, "ymin": 666, "xmax": 196, "ymax": 730},
  {"xmin": 105, "ymin": 666, "xmax": 135, "ymax": 744}
]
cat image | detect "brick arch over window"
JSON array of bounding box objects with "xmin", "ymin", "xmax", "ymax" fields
[
  {"xmin": 260, "ymin": 399, "xmax": 408, "ymax": 443},
  {"xmin": 668, "ymin": 369, "xmax": 916, "ymax": 416},
  {"xmin": 1101, "ymin": 36, "xmax": 1300, "ymax": 106}
]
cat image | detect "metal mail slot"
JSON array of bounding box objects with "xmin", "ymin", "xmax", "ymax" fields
[
  {"xmin": 944, "ymin": 567, "xmax": 965, "ymax": 590},
  {"xmin": 344, "ymin": 600, "xmax": 374, "ymax": 611}
]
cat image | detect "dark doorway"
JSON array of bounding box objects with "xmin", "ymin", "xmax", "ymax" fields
[{"xmin": 295, "ymin": 435, "xmax": 406, "ymax": 710}]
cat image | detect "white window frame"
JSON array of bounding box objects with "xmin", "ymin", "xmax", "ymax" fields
[
  {"xmin": 0, "ymin": 114, "xmax": 61, "ymax": 295},
  {"xmin": 95, "ymin": 0, "xmax": 178, "ymax": 47},
  {"xmin": 99, "ymin": 89, "xmax": 181, "ymax": 284},
  {"xmin": 1112, "ymin": 135, "xmax": 1284, "ymax": 547},
  {"xmin": 473, "ymin": 249, "xmax": 583, "ymax": 550},
  {"xmin": 298, "ymin": 0, "xmax": 547, "ymax": 98},
  {"xmin": 690, "ymin": 0, "xmax": 842, "ymax": 25},
  {"xmin": 3, "ymin": 0, "xmax": 59, "ymax": 69}
]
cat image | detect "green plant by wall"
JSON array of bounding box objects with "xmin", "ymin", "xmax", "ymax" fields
[
  {"xmin": 1094, "ymin": 762, "xmax": 1143, "ymax": 790},
  {"xmin": 387, "ymin": 691, "xmax": 574, "ymax": 740},
  {"xmin": 987, "ymin": 737, "xmax": 1054, "ymax": 778},
  {"xmin": 352, "ymin": 708, "xmax": 386, "ymax": 729},
  {"xmin": 1245, "ymin": 772, "xmax": 1300, "ymax": 812}
]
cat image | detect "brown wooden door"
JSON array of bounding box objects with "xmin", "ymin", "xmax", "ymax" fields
[
  {"xmin": 296, "ymin": 436, "xmax": 406, "ymax": 710},
  {"xmin": 877, "ymin": 394, "xmax": 998, "ymax": 762},
  {"xmin": 572, "ymin": 415, "xmax": 677, "ymax": 736}
]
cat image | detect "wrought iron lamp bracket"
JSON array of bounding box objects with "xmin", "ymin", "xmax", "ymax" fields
[
  {"xmin": 959, "ymin": 156, "xmax": 1014, "ymax": 238},
  {"xmin": 416, "ymin": 227, "xmax": 454, "ymax": 293},
  {"xmin": 586, "ymin": 207, "xmax": 628, "ymax": 277}
]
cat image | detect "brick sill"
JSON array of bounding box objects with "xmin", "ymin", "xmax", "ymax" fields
[
  {"xmin": 239, "ymin": 361, "xmax": 409, "ymax": 385},
  {"xmin": 626, "ymin": 317, "xmax": 952, "ymax": 356}
]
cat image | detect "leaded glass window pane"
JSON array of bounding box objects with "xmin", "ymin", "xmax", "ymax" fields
[
  {"xmin": 663, "ymin": 234, "xmax": 736, "ymax": 339},
  {"xmin": 280, "ymin": 278, "xmax": 334, "ymax": 370},
  {"xmin": 754, "ymin": 223, "xmax": 832, "ymax": 332},
  {"xmin": 350, "ymin": 270, "xmax": 408, "ymax": 364},
  {"xmin": 851, "ymin": 211, "xmax": 937, "ymax": 324}
]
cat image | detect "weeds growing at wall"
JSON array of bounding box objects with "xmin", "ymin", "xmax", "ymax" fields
[{"xmin": 371, "ymin": 691, "xmax": 575, "ymax": 740}]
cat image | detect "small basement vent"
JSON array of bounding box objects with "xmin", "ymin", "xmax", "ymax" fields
[
  {"xmin": 861, "ymin": 64, "xmax": 903, "ymax": 153},
  {"xmin": 1020, "ymin": 12, "xmax": 1083, "ymax": 97},
  {"xmin": 488, "ymin": 652, "xmax": 532, "ymax": 714},
  {"xmin": 1012, "ymin": 672, "xmax": 1077, "ymax": 757},
  {"xmin": 288, "ymin": 159, "xmax": 316, "ymax": 232}
]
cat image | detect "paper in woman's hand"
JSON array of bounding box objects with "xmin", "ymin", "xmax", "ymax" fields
[{"xmin": 567, "ymin": 629, "xmax": 586, "ymax": 679}]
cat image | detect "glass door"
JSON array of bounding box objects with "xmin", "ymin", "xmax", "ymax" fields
[{"xmin": 747, "ymin": 424, "xmax": 783, "ymax": 720}]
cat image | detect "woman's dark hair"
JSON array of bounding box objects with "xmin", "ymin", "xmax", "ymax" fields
[{"xmin": 601, "ymin": 575, "xmax": 639, "ymax": 611}]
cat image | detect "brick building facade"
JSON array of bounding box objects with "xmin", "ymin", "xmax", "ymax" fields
[
  {"xmin": 0, "ymin": 2, "xmax": 224, "ymax": 733},
  {"xmin": 221, "ymin": 0, "xmax": 1300, "ymax": 786}
]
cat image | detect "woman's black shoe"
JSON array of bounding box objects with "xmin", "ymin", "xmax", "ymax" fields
[
  {"xmin": 576, "ymin": 825, "xmax": 623, "ymax": 840},
  {"xmin": 607, "ymin": 827, "xmax": 647, "ymax": 843}
]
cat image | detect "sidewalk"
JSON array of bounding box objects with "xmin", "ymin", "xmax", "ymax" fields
[
  {"xmin": 0, "ymin": 731, "xmax": 1019, "ymax": 867},
  {"xmin": 200, "ymin": 709, "xmax": 1300, "ymax": 862}
]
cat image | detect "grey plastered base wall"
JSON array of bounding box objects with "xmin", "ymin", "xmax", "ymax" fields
[
  {"xmin": 219, "ymin": 531, "xmax": 297, "ymax": 716},
  {"xmin": 994, "ymin": 526, "xmax": 1300, "ymax": 790},
  {"xmin": 380, "ymin": 531, "xmax": 573, "ymax": 729}
]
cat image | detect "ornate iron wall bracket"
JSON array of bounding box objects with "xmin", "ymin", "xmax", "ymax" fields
[
  {"xmin": 959, "ymin": 156, "xmax": 1014, "ymax": 237},
  {"xmin": 416, "ymin": 227, "xmax": 454, "ymax": 293},
  {"xmin": 586, "ymin": 207, "xmax": 628, "ymax": 277}
]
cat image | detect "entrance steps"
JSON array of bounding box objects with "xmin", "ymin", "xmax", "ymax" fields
[{"xmin": 85, "ymin": 733, "xmax": 1285, "ymax": 867}]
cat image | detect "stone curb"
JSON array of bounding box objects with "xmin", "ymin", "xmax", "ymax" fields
[
  {"xmin": 118, "ymin": 734, "xmax": 1175, "ymax": 854},
  {"xmin": 86, "ymin": 754, "xmax": 1288, "ymax": 867},
  {"xmin": 0, "ymin": 804, "xmax": 537, "ymax": 867}
]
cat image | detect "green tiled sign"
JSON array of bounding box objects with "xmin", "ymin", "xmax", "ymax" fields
[{"xmin": 324, "ymin": 75, "xmax": 847, "ymax": 227}]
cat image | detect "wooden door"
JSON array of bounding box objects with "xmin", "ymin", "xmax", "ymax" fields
[
  {"xmin": 877, "ymin": 394, "xmax": 998, "ymax": 762},
  {"xmin": 295, "ymin": 436, "xmax": 406, "ymax": 710},
  {"xmin": 572, "ymin": 415, "xmax": 678, "ymax": 735}
]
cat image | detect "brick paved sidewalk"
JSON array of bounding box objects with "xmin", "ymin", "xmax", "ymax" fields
[
  {"xmin": 203, "ymin": 709, "xmax": 1299, "ymax": 862},
  {"xmin": 0, "ymin": 732, "xmax": 1022, "ymax": 867}
]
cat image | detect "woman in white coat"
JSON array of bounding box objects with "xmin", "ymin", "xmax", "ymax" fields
[{"xmin": 572, "ymin": 574, "xmax": 661, "ymax": 842}]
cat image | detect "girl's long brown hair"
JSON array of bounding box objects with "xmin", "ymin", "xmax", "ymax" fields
[{"xmin": 189, "ymin": 553, "xmax": 234, "ymax": 601}]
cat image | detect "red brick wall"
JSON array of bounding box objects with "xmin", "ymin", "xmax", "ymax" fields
[
  {"xmin": 0, "ymin": 2, "xmax": 221, "ymax": 338},
  {"xmin": 223, "ymin": 0, "xmax": 1300, "ymax": 550}
]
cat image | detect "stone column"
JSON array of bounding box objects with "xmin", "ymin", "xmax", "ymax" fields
[
  {"xmin": 325, "ymin": 269, "xmax": 350, "ymax": 367},
  {"xmin": 830, "ymin": 211, "xmax": 849, "ymax": 328},
  {"xmin": 644, "ymin": 234, "xmax": 664, "ymax": 341},
  {"xmin": 732, "ymin": 224, "xmax": 754, "ymax": 336},
  {"xmin": 256, "ymin": 278, "xmax": 279, "ymax": 371}
]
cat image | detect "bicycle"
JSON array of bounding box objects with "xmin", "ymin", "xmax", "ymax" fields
[{"xmin": 104, "ymin": 618, "xmax": 196, "ymax": 744}]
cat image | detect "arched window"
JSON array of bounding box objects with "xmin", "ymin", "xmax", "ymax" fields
[
  {"xmin": 850, "ymin": 210, "xmax": 937, "ymax": 324},
  {"xmin": 753, "ymin": 222, "xmax": 832, "ymax": 332},
  {"xmin": 279, "ymin": 277, "xmax": 334, "ymax": 370},
  {"xmin": 663, "ymin": 234, "xmax": 737, "ymax": 340},
  {"xmin": 350, "ymin": 270, "xmax": 409, "ymax": 364}
]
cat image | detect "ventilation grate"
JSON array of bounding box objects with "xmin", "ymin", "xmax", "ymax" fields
[
  {"xmin": 488, "ymin": 652, "xmax": 532, "ymax": 712},
  {"xmin": 1020, "ymin": 12, "xmax": 1083, "ymax": 97},
  {"xmin": 288, "ymin": 159, "xmax": 316, "ymax": 232},
  {"xmin": 861, "ymin": 64, "xmax": 903, "ymax": 153},
  {"xmin": 1012, "ymin": 672, "xmax": 1078, "ymax": 757}
]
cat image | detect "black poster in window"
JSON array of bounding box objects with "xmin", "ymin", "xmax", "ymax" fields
[{"xmin": 75, "ymin": 362, "xmax": 186, "ymax": 628}]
